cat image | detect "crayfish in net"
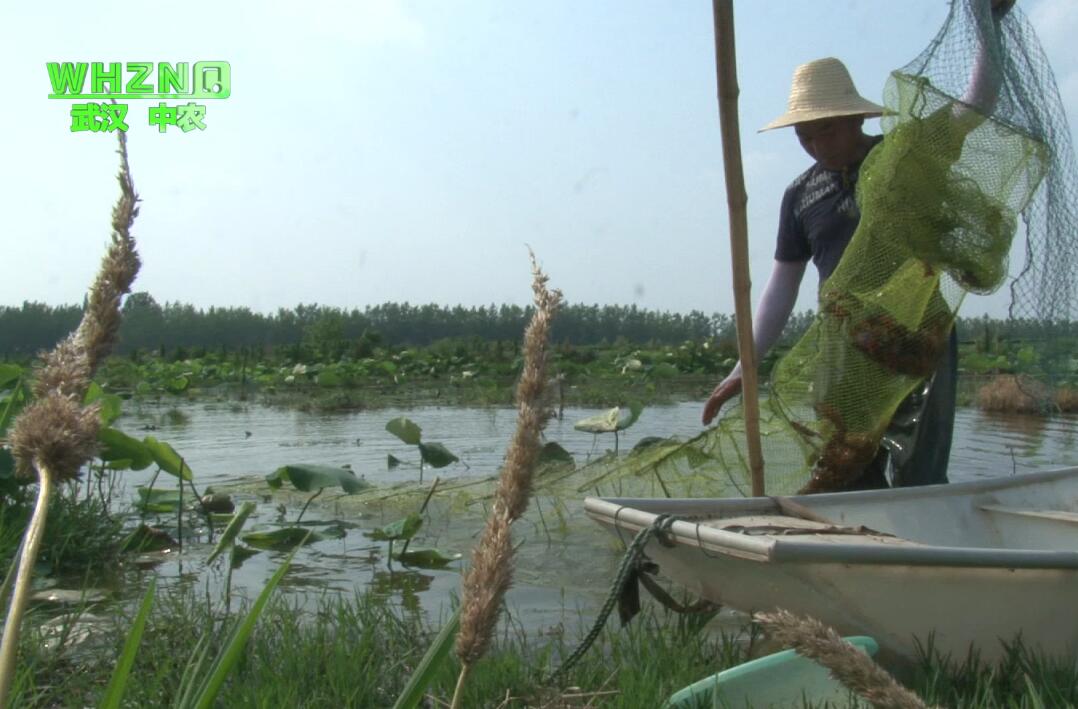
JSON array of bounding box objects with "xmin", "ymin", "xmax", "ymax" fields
[
  {"xmin": 798, "ymin": 403, "xmax": 885, "ymax": 494},
  {"xmin": 849, "ymin": 310, "xmax": 951, "ymax": 378}
]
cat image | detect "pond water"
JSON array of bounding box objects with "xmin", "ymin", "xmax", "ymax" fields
[{"xmin": 104, "ymin": 400, "xmax": 1078, "ymax": 631}]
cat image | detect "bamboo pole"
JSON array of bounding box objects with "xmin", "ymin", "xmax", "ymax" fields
[{"xmin": 712, "ymin": 0, "xmax": 766, "ymax": 496}]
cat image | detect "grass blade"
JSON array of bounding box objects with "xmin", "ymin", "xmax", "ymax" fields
[
  {"xmin": 0, "ymin": 539, "xmax": 24, "ymax": 618},
  {"xmin": 392, "ymin": 605, "xmax": 461, "ymax": 709},
  {"xmin": 1025, "ymin": 674, "xmax": 1048, "ymax": 709},
  {"xmin": 0, "ymin": 379, "xmax": 26, "ymax": 437},
  {"xmin": 174, "ymin": 630, "xmax": 214, "ymax": 709},
  {"xmin": 191, "ymin": 533, "xmax": 308, "ymax": 709},
  {"xmin": 206, "ymin": 502, "xmax": 255, "ymax": 564},
  {"xmin": 99, "ymin": 577, "xmax": 155, "ymax": 709}
]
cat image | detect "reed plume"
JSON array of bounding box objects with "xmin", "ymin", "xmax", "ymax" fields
[
  {"xmin": 0, "ymin": 133, "xmax": 140, "ymax": 705},
  {"xmin": 756, "ymin": 609, "xmax": 933, "ymax": 709},
  {"xmin": 975, "ymin": 374, "xmax": 1050, "ymax": 414},
  {"xmin": 451, "ymin": 251, "xmax": 562, "ymax": 708}
]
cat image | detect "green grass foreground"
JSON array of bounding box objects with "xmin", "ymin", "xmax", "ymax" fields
[
  {"xmin": 10, "ymin": 590, "xmax": 745, "ymax": 708},
  {"xmin": 7, "ymin": 585, "xmax": 1077, "ymax": 708}
]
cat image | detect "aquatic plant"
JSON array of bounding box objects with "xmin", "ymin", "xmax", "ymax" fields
[
  {"xmin": 0, "ymin": 132, "xmax": 140, "ymax": 705},
  {"xmin": 265, "ymin": 462, "xmax": 371, "ymax": 523},
  {"xmin": 369, "ymin": 478, "xmax": 460, "ymax": 569},
  {"xmin": 370, "ymin": 510, "xmax": 423, "ymax": 561},
  {"xmin": 573, "ymin": 402, "xmax": 643, "ymax": 454},
  {"xmin": 385, "ymin": 416, "xmax": 460, "ymax": 482}
]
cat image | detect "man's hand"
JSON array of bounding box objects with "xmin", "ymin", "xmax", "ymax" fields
[{"xmin": 702, "ymin": 375, "xmax": 743, "ymax": 425}]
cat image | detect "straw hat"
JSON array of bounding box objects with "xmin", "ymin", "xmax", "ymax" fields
[{"xmin": 760, "ymin": 57, "xmax": 884, "ymax": 132}]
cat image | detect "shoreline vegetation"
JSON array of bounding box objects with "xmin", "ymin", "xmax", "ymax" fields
[
  {"xmin": 3, "ymin": 318, "xmax": 1076, "ymax": 705},
  {"xmin": 4, "ymin": 348, "xmax": 1076, "ymax": 707},
  {"xmin": 12, "ymin": 589, "xmax": 1077, "ymax": 707},
  {"xmin": 4, "ymin": 288, "xmax": 1077, "ymax": 705},
  {"xmin": 3, "ymin": 298, "xmax": 1078, "ymax": 415},
  {"xmin": 2, "ymin": 355, "xmax": 1075, "ymax": 707},
  {"xmin": 4, "ymin": 347, "xmax": 1075, "ymax": 416}
]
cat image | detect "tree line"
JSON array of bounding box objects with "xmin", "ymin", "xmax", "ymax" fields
[
  {"xmin": 0, "ymin": 295, "xmax": 727, "ymax": 356},
  {"xmin": 0, "ymin": 295, "xmax": 1066, "ymax": 358}
]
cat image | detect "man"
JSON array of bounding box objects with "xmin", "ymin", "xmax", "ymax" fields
[{"xmin": 701, "ymin": 0, "xmax": 1014, "ymax": 488}]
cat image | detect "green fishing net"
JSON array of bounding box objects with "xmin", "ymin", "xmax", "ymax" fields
[
  {"xmin": 557, "ymin": 0, "xmax": 1078, "ymax": 497},
  {"xmin": 353, "ymin": 1, "xmax": 1078, "ymax": 531}
]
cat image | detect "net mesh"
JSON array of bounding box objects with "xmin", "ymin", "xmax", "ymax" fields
[
  {"xmin": 562, "ymin": 0, "xmax": 1078, "ymax": 497},
  {"xmin": 349, "ymin": 1, "xmax": 1078, "ymax": 525}
]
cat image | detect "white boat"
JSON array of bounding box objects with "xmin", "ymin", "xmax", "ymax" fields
[{"xmin": 585, "ymin": 467, "xmax": 1078, "ymax": 667}]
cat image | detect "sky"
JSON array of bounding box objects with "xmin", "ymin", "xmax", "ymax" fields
[{"xmin": 2, "ymin": 0, "xmax": 1076, "ymax": 319}]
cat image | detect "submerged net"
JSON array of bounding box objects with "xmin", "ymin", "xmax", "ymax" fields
[{"xmin": 526, "ymin": 0, "xmax": 1077, "ymax": 497}]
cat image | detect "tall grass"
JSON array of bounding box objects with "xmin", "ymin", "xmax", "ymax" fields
[
  {"xmin": 9, "ymin": 587, "xmax": 1076, "ymax": 707},
  {"xmin": 453, "ymin": 253, "xmax": 562, "ymax": 706},
  {"xmin": 9, "ymin": 589, "xmax": 748, "ymax": 708},
  {"xmin": 0, "ymin": 133, "xmax": 140, "ymax": 704},
  {"xmin": 0, "ymin": 490, "xmax": 122, "ymax": 576},
  {"xmin": 912, "ymin": 636, "xmax": 1078, "ymax": 707}
]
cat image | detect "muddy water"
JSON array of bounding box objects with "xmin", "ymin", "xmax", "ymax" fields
[{"xmin": 109, "ymin": 401, "xmax": 1078, "ymax": 630}]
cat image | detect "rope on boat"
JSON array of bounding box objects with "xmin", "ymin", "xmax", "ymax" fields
[{"xmin": 546, "ymin": 513, "xmax": 718, "ymax": 683}]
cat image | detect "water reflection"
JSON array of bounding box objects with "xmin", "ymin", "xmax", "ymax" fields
[
  {"xmin": 106, "ymin": 401, "xmax": 1078, "ymax": 630},
  {"xmin": 952, "ymin": 409, "xmax": 1078, "ymax": 478},
  {"xmin": 369, "ymin": 570, "xmax": 434, "ymax": 613}
]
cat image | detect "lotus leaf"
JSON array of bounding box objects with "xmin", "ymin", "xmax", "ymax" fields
[
  {"xmin": 265, "ymin": 464, "xmax": 370, "ymax": 494},
  {"xmin": 538, "ymin": 441, "xmax": 574, "ymax": 465},
  {"xmin": 143, "ymin": 436, "xmax": 193, "ymax": 480},
  {"xmin": 649, "ymin": 362, "xmax": 679, "ymax": 379},
  {"xmin": 418, "ymin": 442, "xmax": 458, "ymax": 469},
  {"xmin": 242, "ymin": 525, "xmax": 344, "ymax": 550},
  {"xmin": 369, "ymin": 513, "xmax": 422, "ymax": 542},
  {"xmin": 573, "ymin": 403, "xmax": 642, "ymax": 434},
  {"xmin": 166, "ymin": 375, "xmax": 190, "ymax": 394},
  {"xmin": 392, "ymin": 548, "xmax": 462, "ymax": 568},
  {"xmin": 136, "ymin": 487, "xmax": 182, "ymax": 506},
  {"xmin": 84, "ymin": 382, "xmax": 123, "ymax": 425},
  {"xmin": 99, "ymin": 428, "xmax": 155, "ymax": 471},
  {"xmin": 386, "ymin": 416, "xmax": 422, "ymax": 445},
  {"xmin": 317, "ymin": 369, "xmax": 343, "ymax": 387}
]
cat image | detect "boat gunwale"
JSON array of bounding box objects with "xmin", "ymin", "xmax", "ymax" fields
[{"xmin": 584, "ymin": 466, "xmax": 1078, "ymax": 571}]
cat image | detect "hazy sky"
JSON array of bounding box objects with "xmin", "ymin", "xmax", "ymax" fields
[{"xmin": 2, "ymin": 1, "xmax": 1075, "ymax": 318}]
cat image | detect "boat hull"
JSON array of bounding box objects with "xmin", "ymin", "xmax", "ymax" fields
[{"xmin": 585, "ymin": 467, "xmax": 1078, "ymax": 666}]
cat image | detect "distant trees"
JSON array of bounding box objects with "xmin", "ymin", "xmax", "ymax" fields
[
  {"xmin": 0, "ymin": 296, "xmax": 728, "ymax": 356},
  {"xmin": 0, "ymin": 302, "xmax": 82, "ymax": 356},
  {"xmin": 1, "ymin": 295, "xmax": 1069, "ymax": 358}
]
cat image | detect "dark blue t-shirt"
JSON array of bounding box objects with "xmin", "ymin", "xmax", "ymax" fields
[{"xmin": 774, "ymin": 136, "xmax": 883, "ymax": 283}]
